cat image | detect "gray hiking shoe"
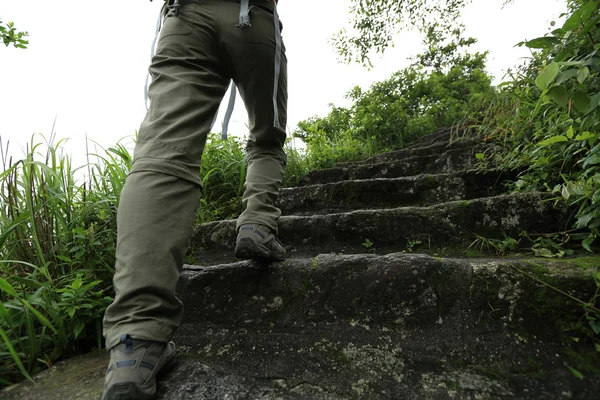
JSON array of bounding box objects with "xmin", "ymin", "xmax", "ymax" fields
[
  {"xmin": 235, "ymin": 224, "xmax": 286, "ymax": 261},
  {"xmin": 102, "ymin": 334, "xmax": 176, "ymax": 400}
]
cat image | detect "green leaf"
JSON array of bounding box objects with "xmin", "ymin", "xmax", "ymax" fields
[
  {"xmin": 538, "ymin": 135, "xmax": 568, "ymax": 146},
  {"xmin": 567, "ymin": 366, "xmax": 584, "ymax": 379},
  {"xmin": 475, "ymin": 153, "xmax": 484, "ymax": 160},
  {"xmin": 0, "ymin": 278, "xmax": 19, "ymax": 298},
  {"xmin": 579, "ymin": 1, "xmax": 598, "ymax": 21},
  {"xmin": 0, "ymin": 302, "xmax": 9, "ymax": 320},
  {"xmin": 582, "ymin": 234, "xmax": 594, "ymax": 252},
  {"xmin": 574, "ymin": 92, "xmax": 591, "ymax": 114},
  {"xmin": 555, "ymin": 68, "xmax": 579, "ymax": 85},
  {"xmin": 0, "ymin": 326, "xmax": 34, "ymax": 382},
  {"xmin": 566, "ymin": 125, "xmax": 574, "ymax": 140},
  {"xmin": 71, "ymin": 276, "xmax": 82, "ymax": 291},
  {"xmin": 577, "ymin": 67, "xmax": 590, "ymax": 84},
  {"xmin": 525, "ymin": 36, "xmax": 561, "ymax": 49},
  {"xmin": 548, "ymin": 86, "xmax": 569, "ymax": 108},
  {"xmin": 583, "ymin": 154, "xmax": 600, "ymax": 168},
  {"xmin": 562, "ymin": 184, "xmax": 571, "ymax": 200},
  {"xmin": 20, "ymin": 299, "xmax": 57, "ymax": 333},
  {"xmin": 575, "ymin": 131, "xmax": 594, "ymax": 141},
  {"xmin": 593, "ymin": 189, "xmax": 600, "ymax": 203},
  {"xmin": 590, "ymin": 92, "xmax": 600, "ymax": 111},
  {"xmin": 535, "ymin": 157, "xmax": 549, "ymax": 167},
  {"xmin": 558, "ymin": 61, "xmax": 584, "ymax": 67},
  {"xmin": 590, "ymin": 320, "xmax": 600, "ymax": 335},
  {"xmin": 74, "ymin": 321, "xmax": 85, "ymax": 339},
  {"xmin": 535, "ymin": 62, "xmax": 559, "ymax": 90},
  {"xmin": 562, "ymin": 8, "xmax": 583, "ymax": 31}
]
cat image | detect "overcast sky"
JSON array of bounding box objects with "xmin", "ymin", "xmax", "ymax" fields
[{"xmin": 1, "ymin": 0, "xmax": 566, "ymax": 167}]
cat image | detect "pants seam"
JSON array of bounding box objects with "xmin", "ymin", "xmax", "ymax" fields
[{"xmin": 136, "ymin": 138, "xmax": 195, "ymax": 159}]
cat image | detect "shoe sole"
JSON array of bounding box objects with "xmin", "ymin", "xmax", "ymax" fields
[
  {"xmin": 103, "ymin": 382, "xmax": 155, "ymax": 400},
  {"xmin": 235, "ymin": 238, "xmax": 286, "ymax": 262}
]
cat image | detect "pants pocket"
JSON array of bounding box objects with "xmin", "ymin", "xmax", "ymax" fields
[{"xmin": 158, "ymin": 3, "xmax": 197, "ymax": 42}]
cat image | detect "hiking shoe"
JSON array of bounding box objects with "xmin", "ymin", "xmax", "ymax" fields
[
  {"xmin": 102, "ymin": 334, "xmax": 176, "ymax": 400},
  {"xmin": 235, "ymin": 224, "xmax": 286, "ymax": 261}
]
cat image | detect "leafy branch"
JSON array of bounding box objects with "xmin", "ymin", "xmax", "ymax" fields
[{"xmin": 1, "ymin": 19, "xmax": 29, "ymax": 49}]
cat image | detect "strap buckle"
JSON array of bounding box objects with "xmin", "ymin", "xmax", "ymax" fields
[{"xmin": 166, "ymin": 0, "xmax": 181, "ymax": 17}]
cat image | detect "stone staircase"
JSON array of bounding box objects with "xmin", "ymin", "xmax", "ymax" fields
[{"xmin": 4, "ymin": 129, "xmax": 599, "ymax": 399}]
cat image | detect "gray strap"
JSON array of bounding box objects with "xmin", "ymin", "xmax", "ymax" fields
[
  {"xmin": 209, "ymin": 108, "xmax": 219, "ymax": 133},
  {"xmin": 271, "ymin": 3, "xmax": 282, "ymax": 128},
  {"xmin": 144, "ymin": 3, "xmax": 167, "ymax": 110},
  {"xmin": 221, "ymin": 81, "xmax": 237, "ymax": 140},
  {"xmin": 238, "ymin": 0, "xmax": 251, "ymax": 28}
]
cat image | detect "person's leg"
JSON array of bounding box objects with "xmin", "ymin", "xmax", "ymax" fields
[
  {"xmin": 218, "ymin": 0, "xmax": 288, "ymax": 260},
  {"xmin": 102, "ymin": 2, "xmax": 230, "ymax": 398}
]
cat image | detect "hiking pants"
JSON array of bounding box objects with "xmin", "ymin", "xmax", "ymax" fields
[{"xmin": 103, "ymin": 0, "xmax": 287, "ymax": 350}]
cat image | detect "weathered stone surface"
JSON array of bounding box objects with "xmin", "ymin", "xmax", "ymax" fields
[
  {"xmin": 405, "ymin": 127, "xmax": 454, "ymax": 148},
  {"xmin": 1, "ymin": 351, "xmax": 107, "ymax": 400},
  {"xmin": 299, "ymin": 146, "xmax": 492, "ymax": 186},
  {"xmin": 192, "ymin": 193, "xmax": 568, "ymax": 264},
  {"xmin": 5, "ymin": 254, "xmax": 598, "ymax": 399},
  {"xmin": 6, "ymin": 129, "xmax": 594, "ymax": 400},
  {"xmin": 279, "ymin": 170, "xmax": 514, "ymax": 215},
  {"xmin": 336, "ymin": 137, "xmax": 486, "ymax": 167}
]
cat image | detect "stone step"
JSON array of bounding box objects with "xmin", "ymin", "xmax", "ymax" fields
[
  {"xmin": 299, "ymin": 146, "xmax": 490, "ymax": 186},
  {"xmin": 6, "ymin": 254, "xmax": 598, "ymax": 399},
  {"xmin": 335, "ymin": 137, "xmax": 487, "ymax": 168},
  {"xmin": 405, "ymin": 126, "xmax": 453, "ymax": 148},
  {"xmin": 190, "ymin": 193, "xmax": 568, "ymax": 265},
  {"xmin": 279, "ymin": 170, "xmax": 515, "ymax": 215},
  {"xmin": 404, "ymin": 127, "xmax": 480, "ymax": 150}
]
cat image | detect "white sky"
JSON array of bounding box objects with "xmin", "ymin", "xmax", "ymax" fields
[{"xmin": 1, "ymin": 0, "xmax": 566, "ymax": 167}]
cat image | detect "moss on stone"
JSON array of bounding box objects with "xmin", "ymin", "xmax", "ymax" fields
[
  {"xmin": 311, "ymin": 257, "xmax": 318, "ymax": 270},
  {"xmin": 444, "ymin": 379, "xmax": 459, "ymax": 390}
]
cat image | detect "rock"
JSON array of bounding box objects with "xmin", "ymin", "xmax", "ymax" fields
[
  {"xmin": 279, "ymin": 170, "xmax": 515, "ymax": 215},
  {"xmin": 5, "ymin": 254, "xmax": 598, "ymax": 399},
  {"xmin": 192, "ymin": 193, "xmax": 568, "ymax": 264},
  {"xmin": 5, "ymin": 129, "xmax": 596, "ymax": 399}
]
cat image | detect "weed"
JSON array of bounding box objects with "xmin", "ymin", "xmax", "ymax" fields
[
  {"xmin": 0, "ymin": 134, "xmax": 121, "ymax": 386},
  {"xmin": 405, "ymin": 239, "xmax": 422, "ymax": 253},
  {"xmin": 362, "ymin": 238, "xmax": 376, "ymax": 253},
  {"xmin": 466, "ymin": 233, "xmax": 519, "ymax": 256}
]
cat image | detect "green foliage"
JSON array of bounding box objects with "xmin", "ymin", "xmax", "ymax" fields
[
  {"xmin": 295, "ymin": 121, "xmax": 378, "ymax": 171},
  {"xmin": 405, "ymin": 239, "xmax": 422, "ymax": 253},
  {"xmin": 362, "ymin": 238, "xmax": 376, "ymax": 253},
  {"xmin": 466, "ymin": 233, "xmax": 520, "ymax": 256},
  {"xmin": 0, "ymin": 19, "xmax": 28, "ymax": 49},
  {"xmin": 0, "ymin": 135, "xmax": 126, "ymax": 386},
  {"xmin": 282, "ymin": 143, "xmax": 311, "ymax": 187},
  {"xmin": 529, "ymin": 234, "xmax": 574, "ymax": 258},
  {"xmin": 297, "ymin": 29, "xmax": 493, "ymax": 160},
  {"xmin": 197, "ymin": 134, "xmax": 247, "ymax": 223},
  {"xmin": 467, "ymin": 0, "xmax": 600, "ymax": 250},
  {"xmin": 333, "ymin": 0, "xmax": 472, "ymax": 65},
  {"xmin": 460, "ymin": 1, "xmax": 600, "ymax": 365}
]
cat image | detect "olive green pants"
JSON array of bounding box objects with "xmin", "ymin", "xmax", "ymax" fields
[{"xmin": 103, "ymin": 0, "xmax": 287, "ymax": 350}]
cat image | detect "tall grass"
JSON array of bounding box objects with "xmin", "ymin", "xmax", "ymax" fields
[{"xmin": 0, "ymin": 134, "xmax": 126, "ymax": 386}]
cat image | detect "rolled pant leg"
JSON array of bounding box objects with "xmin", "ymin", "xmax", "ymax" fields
[
  {"xmin": 103, "ymin": 1, "xmax": 230, "ymax": 350},
  {"xmin": 218, "ymin": 1, "xmax": 288, "ymax": 235}
]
